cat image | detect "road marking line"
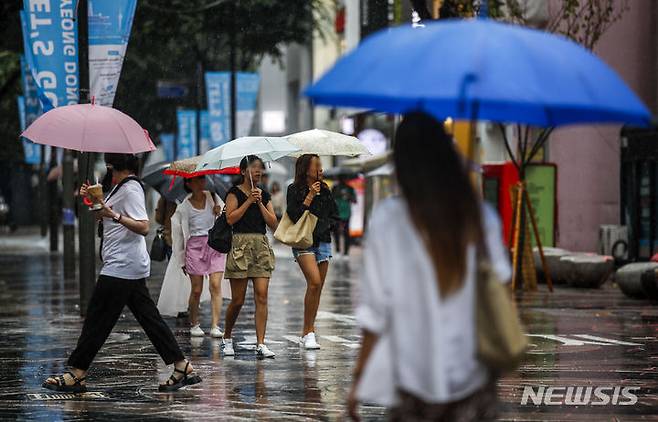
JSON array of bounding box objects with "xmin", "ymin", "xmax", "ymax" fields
[
  {"xmin": 571, "ymin": 334, "xmax": 641, "ymax": 346},
  {"xmin": 321, "ymin": 335, "xmax": 351, "ymax": 343},
  {"xmin": 283, "ymin": 335, "xmax": 302, "ymax": 344}
]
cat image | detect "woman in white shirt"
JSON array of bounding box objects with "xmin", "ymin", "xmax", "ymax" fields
[
  {"xmin": 157, "ymin": 176, "xmax": 227, "ymax": 338},
  {"xmin": 348, "ymin": 113, "xmax": 511, "ymax": 421}
]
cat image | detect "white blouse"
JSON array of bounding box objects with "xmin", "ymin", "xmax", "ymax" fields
[{"xmin": 355, "ymin": 197, "xmax": 511, "ymax": 406}]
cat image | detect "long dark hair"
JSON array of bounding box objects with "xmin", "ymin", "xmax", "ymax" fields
[
  {"xmin": 237, "ymin": 155, "xmax": 264, "ymax": 185},
  {"xmin": 394, "ymin": 112, "xmax": 483, "ymax": 297},
  {"xmin": 294, "ymin": 153, "xmax": 321, "ymax": 187}
]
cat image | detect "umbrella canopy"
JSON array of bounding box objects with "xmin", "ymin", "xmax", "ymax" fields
[
  {"xmin": 142, "ymin": 161, "xmax": 231, "ymax": 203},
  {"xmin": 21, "ymin": 103, "xmax": 156, "ymax": 153},
  {"xmin": 196, "ymin": 136, "xmax": 300, "ymax": 171},
  {"xmin": 366, "ymin": 162, "xmax": 395, "ymax": 177},
  {"xmin": 285, "ymin": 129, "xmax": 371, "ymax": 157},
  {"xmin": 164, "ymin": 155, "xmax": 239, "ymax": 178},
  {"xmin": 264, "ymin": 161, "xmax": 289, "ymax": 177},
  {"xmin": 305, "ymin": 20, "xmax": 651, "ymax": 128},
  {"xmin": 342, "ymin": 152, "xmax": 392, "ymax": 172},
  {"xmin": 323, "ymin": 167, "xmax": 360, "ymax": 179}
]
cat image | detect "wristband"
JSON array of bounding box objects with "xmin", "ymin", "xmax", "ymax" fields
[{"xmin": 113, "ymin": 214, "xmax": 122, "ymax": 223}]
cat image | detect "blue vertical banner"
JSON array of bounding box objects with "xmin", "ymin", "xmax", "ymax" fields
[
  {"xmin": 176, "ymin": 110, "xmax": 197, "ymax": 160},
  {"xmin": 200, "ymin": 110, "xmax": 211, "ymax": 153},
  {"xmin": 17, "ymin": 96, "xmax": 26, "ymax": 131},
  {"xmin": 159, "ymin": 133, "xmax": 175, "ymax": 163},
  {"xmin": 20, "ymin": 1, "xmax": 79, "ymax": 111},
  {"xmin": 236, "ymin": 72, "xmax": 260, "ymax": 137},
  {"xmin": 205, "ymin": 72, "xmax": 230, "ymax": 148},
  {"xmin": 19, "ymin": 55, "xmax": 42, "ymax": 165},
  {"xmin": 88, "ymin": 0, "xmax": 137, "ymax": 106}
]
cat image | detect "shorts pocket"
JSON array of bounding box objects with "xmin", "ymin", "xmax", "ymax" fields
[{"xmin": 227, "ymin": 245, "xmax": 248, "ymax": 272}]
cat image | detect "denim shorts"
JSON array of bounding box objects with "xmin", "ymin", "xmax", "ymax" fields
[{"xmin": 293, "ymin": 242, "xmax": 332, "ymax": 263}]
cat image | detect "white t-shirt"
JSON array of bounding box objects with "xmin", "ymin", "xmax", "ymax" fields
[
  {"xmin": 99, "ymin": 179, "xmax": 150, "ymax": 280},
  {"xmin": 187, "ymin": 196, "xmax": 216, "ymax": 237},
  {"xmin": 356, "ymin": 197, "xmax": 511, "ymax": 405}
]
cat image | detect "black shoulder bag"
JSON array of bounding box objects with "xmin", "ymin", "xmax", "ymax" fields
[{"xmin": 208, "ymin": 192, "xmax": 232, "ymax": 254}]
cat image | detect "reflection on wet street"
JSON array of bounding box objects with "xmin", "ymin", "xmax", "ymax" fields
[{"xmin": 0, "ymin": 245, "xmax": 656, "ymax": 420}]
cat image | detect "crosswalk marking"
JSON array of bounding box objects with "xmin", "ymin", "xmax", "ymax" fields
[
  {"xmin": 322, "ymin": 335, "xmax": 351, "ymax": 343},
  {"xmin": 571, "ymin": 334, "xmax": 641, "ymax": 346},
  {"xmin": 283, "ymin": 335, "xmax": 302, "ymax": 344}
]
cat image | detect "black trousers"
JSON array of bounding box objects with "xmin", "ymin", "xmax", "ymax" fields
[
  {"xmin": 68, "ymin": 275, "xmax": 185, "ymax": 371},
  {"xmin": 333, "ymin": 219, "xmax": 351, "ymax": 255}
]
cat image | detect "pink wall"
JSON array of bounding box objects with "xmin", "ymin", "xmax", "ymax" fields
[{"xmin": 549, "ymin": 0, "xmax": 656, "ymax": 252}]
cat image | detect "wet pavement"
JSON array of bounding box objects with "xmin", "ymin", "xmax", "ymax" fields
[{"xmin": 0, "ymin": 234, "xmax": 656, "ymax": 421}]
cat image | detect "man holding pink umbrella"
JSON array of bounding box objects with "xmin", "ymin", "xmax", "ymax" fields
[
  {"xmin": 22, "ymin": 104, "xmax": 201, "ymax": 392},
  {"xmin": 42, "ymin": 153, "xmax": 201, "ymax": 393}
]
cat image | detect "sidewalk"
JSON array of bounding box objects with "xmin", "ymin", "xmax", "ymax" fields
[{"xmin": 0, "ymin": 226, "xmax": 54, "ymax": 255}]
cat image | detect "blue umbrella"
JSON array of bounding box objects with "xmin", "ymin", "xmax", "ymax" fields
[{"xmin": 305, "ymin": 19, "xmax": 651, "ymax": 128}]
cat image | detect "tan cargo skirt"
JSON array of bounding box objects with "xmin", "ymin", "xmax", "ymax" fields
[{"xmin": 225, "ymin": 233, "xmax": 275, "ymax": 279}]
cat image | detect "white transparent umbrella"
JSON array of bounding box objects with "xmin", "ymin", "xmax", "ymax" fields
[
  {"xmin": 196, "ymin": 136, "xmax": 300, "ymax": 171},
  {"xmin": 285, "ymin": 129, "xmax": 371, "ymax": 157}
]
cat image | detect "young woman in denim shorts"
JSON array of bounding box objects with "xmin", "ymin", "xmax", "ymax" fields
[{"xmin": 286, "ymin": 154, "xmax": 339, "ymax": 350}]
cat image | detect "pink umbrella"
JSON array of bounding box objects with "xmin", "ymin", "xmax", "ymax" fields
[{"xmin": 21, "ymin": 103, "xmax": 156, "ymax": 153}]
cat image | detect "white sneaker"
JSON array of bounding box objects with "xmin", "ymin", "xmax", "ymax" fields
[
  {"xmin": 190, "ymin": 324, "xmax": 205, "ymax": 337},
  {"xmin": 223, "ymin": 338, "xmax": 235, "ymax": 356},
  {"xmin": 256, "ymin": 344, "xmax": 276, "ymax": 359},
  {"xmin": 302, "ymin": 332, "xmax": 321, "ymax": 350},
  {"xmin": 210, "ymin": 326, "xmax": 224, "ymax": 338}
]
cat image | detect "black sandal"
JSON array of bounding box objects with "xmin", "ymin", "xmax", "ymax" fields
[
  {"xmin": 42, "ymin": 371, "xmax": 87, "ymax": 393},
  {"xmin": 158, "ymin": 362, "xmax": 202, "ymax": 392}
]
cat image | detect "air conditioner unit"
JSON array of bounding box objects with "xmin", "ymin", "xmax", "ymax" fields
[{"xmin": 599, "ymin": 225, "xmax": 628, "ymax": 260}]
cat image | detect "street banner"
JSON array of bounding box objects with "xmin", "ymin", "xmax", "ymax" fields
[
  {"xmin": 200, "ymin": 110, "xmax": 211, "ymax": 154},
  {"xmin": 176, "ymin": 109, "xmax": 197, "ymax": 160},
  {"xmin": 19, "ymin": 55, "xmax": 42, "ymax": 165},
  {"xmin": 205, "ymin": 72, "xmax": 260, "ymax": 146},
  {"xmin": 88, "ymin": 0, "xmax": 137, "ymax": 106},
  {"xmin": 236, "ymin": 72, "xmax": 260, "ymax": 137},
  {"xmin": 20, "ymin": 1, "xmax": 79, "ymax": 111},
  {"xmin": 205, "ymin": 72, "xmax": 230, "ymax": 148},
  {"xmin": 160, "ymin": 133, "xmax": 175, "ymax": 163}
]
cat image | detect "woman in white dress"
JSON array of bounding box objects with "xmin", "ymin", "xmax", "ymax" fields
[
  {"xmin": 348, "ymin": 113, "xmax": 512, "ymax": 421},
  {"xmin": 157, "ymin": 176, "xmax": 230, "ymax": 338}
]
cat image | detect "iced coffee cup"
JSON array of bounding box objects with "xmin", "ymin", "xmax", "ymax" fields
[{"xmin": 87, "ymin": 184, "xmax": 104, "ymax": 210}]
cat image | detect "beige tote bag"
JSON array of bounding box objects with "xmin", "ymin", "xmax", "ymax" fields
[{"xmin": 274, "ymin": 210, "xmax": 318, "ymax": 249}]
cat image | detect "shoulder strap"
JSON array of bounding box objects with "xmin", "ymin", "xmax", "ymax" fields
[{"xmin": 106, "ymin": 176, "xmax": 145, "ymax": 202}]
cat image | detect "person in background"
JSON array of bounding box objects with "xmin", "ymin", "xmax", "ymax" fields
[
  {"xmin": 286, "ymin": 154, "xmax": 339, "ymax": 350},
  {"xmin": 158, "ymin": 176, "xmax": 226, "ymax": 338},
  {"xmin": 223, "ymin": 156, "xmax": 279, "ymax": 359},
  {"xmin": 270, "ymin": 181, "xmax": 285, "ymax": 221},
  {"xmin": 155, "ymin": 196, "xmax": 177, "ymax": 260},
  {"xmin": 331, "ymin": 175, "xmax": 356, "ymax": 260},
  {"xmin": 43, "ymin": 153, "xmax": 201, "ymax": 393},
  {"xmin": 348, "ymin": 113, "xmax": 510, "ymax": 421}
]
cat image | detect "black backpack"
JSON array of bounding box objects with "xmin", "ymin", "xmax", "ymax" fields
[{"xmin": 207, "ymin": 209, "xmax": 232, "ymax": 253}]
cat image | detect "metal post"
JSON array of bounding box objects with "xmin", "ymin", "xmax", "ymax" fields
[
  {"xmin": 195, "ymin": 60, "xmax": 203, "ymax": 154},
  {"xmin": 39, "ymin": 145, "xmax": 47, "ymax": 236},
  {"xmin": 229, "ymin": 3, "xmax": 237, "ymax": 141},
  {"xmin": 77, "ymin": 0, "xmax": 95, "ymax": 316},
  {"xmin": 48, "ymin": 147, "xmax": 59, "ymax": 252},
  {"xmin": 62, "ymin": 150, "xmax": 75, "ymax": 278}
]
